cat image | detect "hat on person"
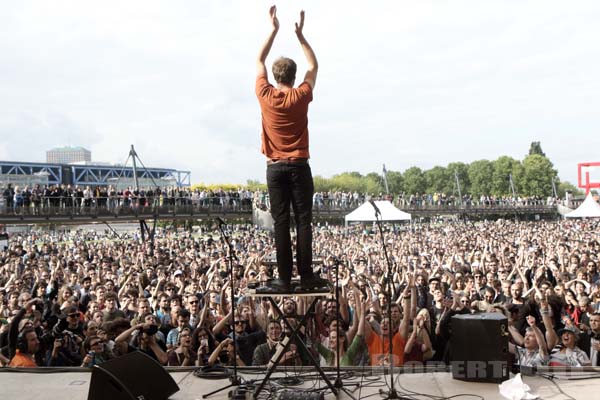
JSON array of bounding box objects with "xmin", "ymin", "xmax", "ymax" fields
[
  {"xmin": 174, "ymin": 269, "xmax": 183, "ymax": 277},
  {"xmin": 428, "ymin": 276, "xmax": 441, "ymax": 284},
  {"xmin": 557, "ymin": 325, "xmax": 579, "ymax": 336}
]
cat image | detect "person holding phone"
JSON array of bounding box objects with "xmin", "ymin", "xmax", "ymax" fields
[
  {"xmin": 81, "ymin": 335, "xmax": 106, "ymax": 367},
  {"xmin": 191, "ymin": 326, "xmax": 217, "ymax": 366}
]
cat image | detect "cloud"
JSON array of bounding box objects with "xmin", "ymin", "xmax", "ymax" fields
[{"xmin": 1, "ymin": 0, "xmax": 599, "ymax": 187}]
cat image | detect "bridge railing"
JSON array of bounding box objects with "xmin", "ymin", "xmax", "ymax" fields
[
  {"xmin": 0, "ymin": 195, "xmax": 557, "ymax": 220},
  {"xmin": 0, "ymin": 196, "xmax": 255, "ymax": 218}
]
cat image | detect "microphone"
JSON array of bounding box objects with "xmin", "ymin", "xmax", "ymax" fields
[
  {"xmin": 267, "ymin": 336, "xmax": 290, "ymax": 369},
  {"xmin": 216, "ymin": 217, "xmax": 226, "ymax": 226},
  {"xmin": 369, "ymin": 199, "xmax": 381, "ymax": 216}
]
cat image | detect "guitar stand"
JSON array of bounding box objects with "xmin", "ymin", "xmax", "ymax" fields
[{"xmin": 252, "ymin": 293, "xmax": 338, "ymax": 398}]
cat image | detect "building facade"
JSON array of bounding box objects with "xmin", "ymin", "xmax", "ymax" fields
[{"xmin": 46, "ymin": 146, "xmax": 92, "ymax": 164}]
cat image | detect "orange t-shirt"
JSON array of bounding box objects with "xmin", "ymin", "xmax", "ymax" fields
[
  {"xmin": 9, "ymin": 350, "xmax": 37, "ymax": 368},
  {"xmin": 255, "ymin": 74, "xmax": 313, "ymax": 160},
  {"xmin": 367, "ymin": 331, "xmax": 406, "ymax": 366}
]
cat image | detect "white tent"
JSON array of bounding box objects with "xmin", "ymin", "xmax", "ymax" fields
[
  {"xmin": 344, "ymin": 200, "xmax": 411, "ymax": 224},
  {"xmin": 565, "ymin": 193, "xmax": 600, "ymax": 218}
]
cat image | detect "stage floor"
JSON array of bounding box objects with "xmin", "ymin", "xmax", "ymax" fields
[{"xmin": 1, "ymin": 367, "xmax": 598, "ymax": 399}]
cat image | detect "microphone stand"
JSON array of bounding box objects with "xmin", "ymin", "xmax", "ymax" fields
[
  {"xmin": 371, "ymin": 201, "xmax": 401, "ymax": 399},
  {"xmin": 203, "ymin": 218, "xmax": 242, "ymax": 398},
  {"xmin": 330, "ymin": 255, "xmax": 359, "ymax": 399}
]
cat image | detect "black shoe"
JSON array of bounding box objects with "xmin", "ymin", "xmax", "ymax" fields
[
  {"xmin": 255, "ymin": 279, "xmax": 292, "ymax": 294},
  {"xmin": 300, "ymin": 275, "xmax": 331, "ymax": 290}
]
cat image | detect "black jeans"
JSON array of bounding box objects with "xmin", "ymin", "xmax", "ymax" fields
[{"xmin": 266, "ymin": 162, "xmax": 314, "ymax": 284}]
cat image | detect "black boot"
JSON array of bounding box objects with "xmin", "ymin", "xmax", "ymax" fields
[
  {"xmin": 256, "ymin": 279, "xmax": 292, "ymax": 294},
  {"xmin": 300, "ymin": 275, "xmax": 331, "ymax": 290}
]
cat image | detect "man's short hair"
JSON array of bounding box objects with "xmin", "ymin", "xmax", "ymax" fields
[
  {"xmin": 104, "ymin": 291, "xmax": 118, "ymax": 301},
  {"xmin": 272, "ymin": 57, "xmax": 296, "ymax": 85}
]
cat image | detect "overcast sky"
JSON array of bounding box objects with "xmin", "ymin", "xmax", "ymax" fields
[{"xmin": 1, "ymin": 0, "xmax": 599, "ymax": 187}]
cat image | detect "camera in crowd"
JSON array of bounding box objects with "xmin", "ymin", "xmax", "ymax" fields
[
  {"xmin": 139, "ymin": 324, "xmax": 159, "ymax": 336},
  {"xmin": 218, "ymin": 350, "xmax": 230, "ymax": 364},
  {"xmin": 55, "ymin": 330, "xmax": 74, "ymax": 347}
]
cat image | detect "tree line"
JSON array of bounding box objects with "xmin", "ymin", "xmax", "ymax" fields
[
  {"xmin": 312, "ymin": 143, "xmax": 581, "ymax": 197},
  {"xmin": 195, "ymin": 143, "xmax": 581, "ymax": 198}
]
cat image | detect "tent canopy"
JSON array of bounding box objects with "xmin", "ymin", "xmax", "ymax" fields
[
  {"xmin": 345, "ymin": 200, "xmax": 411, "ymax": 223},
  {"xmin": 565, "ymin": 193, "xmax": 600, "ymax": 218}
]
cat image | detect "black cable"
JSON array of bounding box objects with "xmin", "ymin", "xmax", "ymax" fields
[{"xmin": 193, "ymin": 365, "xmax": 232, "ymax": 380}]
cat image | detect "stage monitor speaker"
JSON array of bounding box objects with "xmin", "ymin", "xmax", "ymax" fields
[
  {"xmin": 450, "ymin": 312, "xmax": 509, "ymax": 383},
  {"xmin": 87, "ymin": 351, "xmax": 179, "ymax": 400}
]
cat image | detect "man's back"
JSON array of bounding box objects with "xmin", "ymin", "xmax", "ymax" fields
[{"xmin": 256, "ymin": 75, "xmax": 312, "ymax": 160}]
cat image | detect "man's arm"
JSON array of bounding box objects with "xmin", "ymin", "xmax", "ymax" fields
[
  {"xmin": 399, "ymin": 296, "xmax": 411, "ymax": 340},
  {"xmin": 147, "ymin": 335, "xmax": 168, "ymax": 365},
  {"xmin": 8, "ymin": 298, "xmax": 40, "ymax": 359},
  {"xmin": 295, "ymin": 10, "xmax": 318, "ymax": 89},
  {"xmin": 540, "ymin": 298, "xmax": 558, "ymax": 350},
  {"xmin": 527, "ymin": 316, "xmax": 548, "ymax": 358},
  {"xmin": 212, "ymin": 310, "xmax": 233, "ymax": 336},
  {"xmin": 257, "ymin": 5, "xmax": 279, "ymax": 76}
]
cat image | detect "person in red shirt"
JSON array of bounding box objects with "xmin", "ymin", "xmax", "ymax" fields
[{"xmin": 255, "ymin": 5, "xmax": 327, "ymax": 292}]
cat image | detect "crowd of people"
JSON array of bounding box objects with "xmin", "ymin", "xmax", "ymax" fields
[
  {"xmin": 1, "ymin": 183, "xmax": 559, "ymax": 216},
  {"xmin": 0, "ymin": 184, "xmax": 256, "ymax": 212},
  {"xmin": 1, "ymin": 218, "xmax": 599, "ymax": 369}
]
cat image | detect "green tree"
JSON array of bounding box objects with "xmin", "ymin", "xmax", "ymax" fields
[
  {"xmin": 313, "ymin": 175, "xmax": 332, "ymax": 192},
  {"xmin": 385, "ymin": 170, "xmax": 404, "ymax": 194},
  {"xmin": 468, "ymin": 160, "xmax": 494, "ymax": 196},
  {"xmin": 246, "ymin": 179, "xmax": 267, "ymax": 192},
  {"xmin": 491, "ymin": 156, "xmax": 521, "ymax": 196},
  {"xmin": 557, "ymin": 180, "xmax": 583, "ymax": 198},
  {"xmin": 520, "ymin": 154, "xmax": 557, "ymax": 196},
  {"xmin": 331, "ymin": 172, "xmax": 365, "ymax": 193},
  {"xmin": 528, "ymin": 141, "xmax": 546, "ymax": 157},
  {"xmin": 446, "ymin": 162, "xmax": 471, "ymax": 196},
  {"xmin": 424, "ymin": 166, "xmax": 451, "ymax": 193},
  {"xmin": 365, "ymin": 172, "xmax": 384, "ymax": 194},
  {"xmin": 402, "ymin": 167, "xmax": 426, "ymax": 194}
]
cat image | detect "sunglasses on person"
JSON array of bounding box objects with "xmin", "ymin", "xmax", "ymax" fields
[
  {"xmin": 234, "ymin": 321, "xmax": 247, "ymax": 325},
  {"xmin": 68, "ymin": 313, "xmax": 79, "ymax": 318}
]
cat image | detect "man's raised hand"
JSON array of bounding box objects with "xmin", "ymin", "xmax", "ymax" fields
[
  {"xmin": 295, "ymin": 10, "xmax": 305, "ymax": 38},
  {"xmin": 269, "ymin": 5, "xmax": 279, "ymax": 32}
]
